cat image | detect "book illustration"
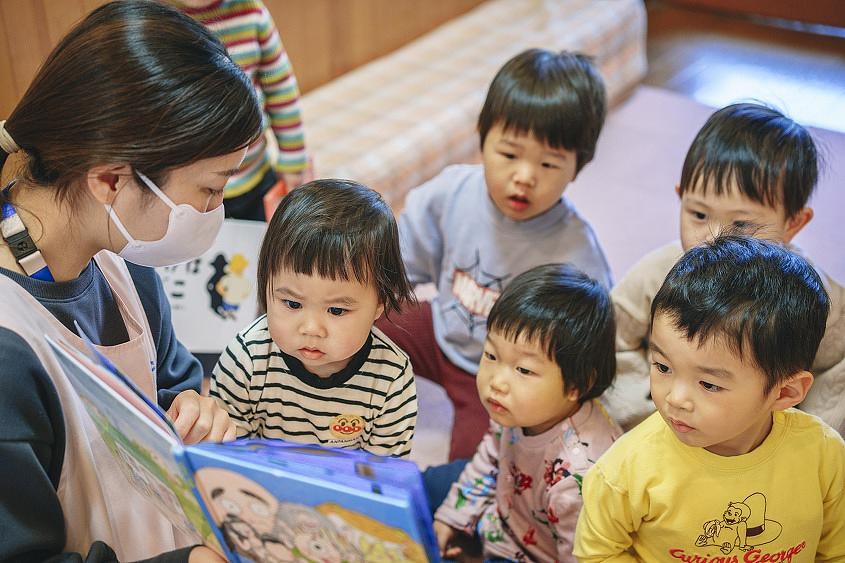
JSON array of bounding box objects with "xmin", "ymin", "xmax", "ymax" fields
[
  {"xmin": 196, "ymin": 464, "xmax": 429, "ymax": 563},
  {"xmin": 190, "ymin": 442, "xmax": 437, "ymax": 562},
  {"xmin": 320, "ymin": 504, "xmax": 428, "ymax": 563},
  {"xmin": 208, "ymin": 252, "xmax": 252, "ymax": 320}
]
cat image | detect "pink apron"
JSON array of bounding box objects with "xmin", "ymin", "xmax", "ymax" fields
[{"xmin": 0, "ymin": 251, "xmax": 192, "ymax": 559}]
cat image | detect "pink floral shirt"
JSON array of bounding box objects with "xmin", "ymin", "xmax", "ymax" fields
[{"xmin": 435, "ymin": 400, "xmax": 622, "ymax": 562}]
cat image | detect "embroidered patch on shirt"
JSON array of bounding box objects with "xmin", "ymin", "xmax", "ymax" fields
[{"xmin": 330, "ymin": 414, "xmax": 364, "ymax": 439}]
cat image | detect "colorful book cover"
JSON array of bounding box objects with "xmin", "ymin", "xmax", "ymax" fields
[{"xmin": 46, "ymin": 335, "xmax": 440, "ymax": 563}]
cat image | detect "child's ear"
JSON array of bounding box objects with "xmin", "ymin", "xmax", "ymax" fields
[
  {"xmin": 373, "ymin": 302, "xmax": 385, "ymax": 322},
  {"xmin": 782, "ymin": 207, "xmax": 813, "ymax": 244},
  {"xmin": 675, "ymin": 184, "xmax": 682, "ymax": 198},
  {"xmin": 771, "ymin": 370, "xmax": 813, "ymax": 411}
]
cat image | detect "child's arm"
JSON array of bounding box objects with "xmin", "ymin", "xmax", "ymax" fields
[
  {"xmin": 256, "ymin": 4, "xmax": 307, "ymax": 183},
  {"xmin": 611, "ymin": 243, "xmax": 681, "ymax": 356},
  {"xmin": 573, "ymin": 465, "xmax": 638, "ymax": 563},
  {"xmin": 601, "ymin": 247, "xmax": 677, "ymax": 429},
  {"xmin": 434, "ymin": 425, "xmax": 500, "ymax": 535},
  {"xmin": 800, "ymin": 278, "xmax": 845, "ymax": 435},
  {"xmin": 803, "ymin": 353, "xmax": 845, "ymax": 436},
  {"xmin": 817, "ymin": 433, "xmax": 845, "ymax": 561},
  {"xmin": 397, "ymin": 173, "xmax": 451, "ymax": 286},
  {"xmin": 365, "ymin": 360, "xmax": 417, "ymax": 458},
  {"xmin": 433, "ymin": 519, "xmax": 464, "ymax": 559},
  {"xmin": 604, "ymin": 295, "xmax": 654, "ymax": 429},
  {"xmin": 208, "ymin": 333, "xmax": 259, "ymax": 438}
]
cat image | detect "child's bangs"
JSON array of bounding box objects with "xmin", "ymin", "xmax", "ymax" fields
[
  {"xmin": 497, "ymin": 99, "xmax": 578, "ymax": 152},
  {"xmin": 271, "ymin": 227, "xmax": 375, "ymax": 287},
  {"xmin": 488, "ymin": 315, "xmax": 557, "ymax": 361},
  {"xmin": 685, "ymin": 157, "xmax": 783, "ymax": 211}
]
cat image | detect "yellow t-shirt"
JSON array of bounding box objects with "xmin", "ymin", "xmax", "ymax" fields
[{"xmin": 574, "ymin": 410, "xmax": 845, "ymax": 562}]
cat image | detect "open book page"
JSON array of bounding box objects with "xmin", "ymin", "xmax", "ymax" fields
[
  {"xmin": 46, "ymin": 335, "xmax": 220, "ymax": 550},
  {"xmin": 188, "ymin": 440, "xmax": 440, "ymax": 563}
]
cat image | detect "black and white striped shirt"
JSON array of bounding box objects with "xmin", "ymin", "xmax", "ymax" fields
[{"xmin": 210, "ymin": 315, "xmax": 416, "ymax": 458}]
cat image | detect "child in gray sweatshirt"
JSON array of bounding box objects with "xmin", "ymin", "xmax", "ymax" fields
[{"xmin": 377, "ymin": 48, "xmax": 612, "ymax": 460}]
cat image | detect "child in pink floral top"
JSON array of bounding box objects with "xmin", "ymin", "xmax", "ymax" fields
[{"xmin": 433, "ymin": 264, "xmax": 622, "ymax": 562}]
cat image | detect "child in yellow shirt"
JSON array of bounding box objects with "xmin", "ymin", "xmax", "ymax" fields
[{"xmin": 574, "ymin": 234, "xmax": 845, "ymax": 562}]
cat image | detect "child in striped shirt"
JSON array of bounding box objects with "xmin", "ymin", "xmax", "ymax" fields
[
  {"xmin": 210, "ymin": 180, "xmax": 419, "ymax": 457},
  {"xmin": 176, "ymin": 0, "xmax": 307, "ymax": 220}
]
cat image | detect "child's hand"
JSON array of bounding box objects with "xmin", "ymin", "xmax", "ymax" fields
[
  {"xmin": 188, "ymin": 546, "xmax": 227, "ymax": 563},
  {"xmin": 280, "ymin": 171, "xmax": 304, "ymax": 190},
  {"xmin": 167, "ymin": 390, "xmax": 237, "ymax": 444},
  {"xmin": 434, "ymin": 520, "xmax": 463, "ymax": 559}
]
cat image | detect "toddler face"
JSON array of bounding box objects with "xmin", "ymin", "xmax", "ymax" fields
[
  {"xmin": 481, "ymin": 123, "xmax": 577, "ymax": 221},
  {"xmin": 266, "ymin": 269, "xmax": 384, "ymax": 377},
  {"xmin": 677, "ymin": 181, "xmax": 803, "ymax": 252},
  {"xmin": 648, "ymin": 313, "xmax": 782, "ymax": 456},
  {"xmin": 476, "ymin": 330, "xmax": 580, "ymax": 436}
]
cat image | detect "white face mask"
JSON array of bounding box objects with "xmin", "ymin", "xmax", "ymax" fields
[{"xmin": 106, "ymin": 171, "xmax": 224, "ymax": 267}]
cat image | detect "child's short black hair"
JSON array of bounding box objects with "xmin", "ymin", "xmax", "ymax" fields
[
  {"xmin": 651, "ymin": 234, "xmax": 829, "ymax": 393},
  {"xmin": 679, "ymin": 103, "xmax": 818, "ymax": 218},
  {"xmin": 487, "ymin": 263, "xmax": 615, "ymax": 403},
  {"xmin": 256, "ymin": 179, "xmax": 416, "ymax": 315},
  {"xmin": 477, "ymin": 48, "xmax": 607, "ymax": 174}
]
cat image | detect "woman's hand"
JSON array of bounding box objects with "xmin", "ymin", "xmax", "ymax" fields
[
  {"xmin": 434, "ymin": 520, "xmax": 463, "ymax": 559},
  {"xmin": 166, "ymin": 390, "xmax": 236, "ymax": 444}
]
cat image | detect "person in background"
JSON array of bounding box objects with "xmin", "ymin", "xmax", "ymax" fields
[{"xmin": 176, "ymin": 0, "xmax": 308, "ymax": 220}]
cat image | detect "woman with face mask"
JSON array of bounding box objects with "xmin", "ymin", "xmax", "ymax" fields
[{"xmin": 0, "ymin": 2, "xmax": 263, "ymax": 562}]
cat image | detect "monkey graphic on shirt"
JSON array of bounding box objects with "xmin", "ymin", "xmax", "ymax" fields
[{"xmin": 694, "ymin": 493, "xmax": 782, "ymax": 554}]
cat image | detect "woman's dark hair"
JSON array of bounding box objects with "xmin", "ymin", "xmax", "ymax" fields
[
  {"xmin": 257, "ymin": 179, "xmax": 416, "ymax": 315},
  {"xmin": 0, "ymin": 0, "xmax": 263, "ymax": 205},
  {"xmin": 679, "ymin": 103, "xmax": 818, "ymax": 218},
  {"xmin": 487, "ymin": 263, "xmax": 616, "ymax": 403},
  {"xmin": 477, "ymin": 48, "xmax": 607, "ymax": 174},
  {"xmin": 651, "ymin": 234, "xmax": 829, "ymax": 393}
]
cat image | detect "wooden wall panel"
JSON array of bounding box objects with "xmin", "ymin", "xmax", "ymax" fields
[
  {"xmin": 265, "ymin": 0, "xmax": 334, "ymax": 94},
  {"xmin": 0, "ymin": 0, "xmax": 485, "ymax": 117},
  {"xmin": 0, "ymin": 6, "xmax": 17, "ymax": 118},
  {"xmin": 44, "ymin": 1, "xmax": 89, "ymax": 46},
  {"xmin": 1, "ymin": 0, "xmax": 52, "ymax": 113},
  {"xmin": 268, "ymin": 0, "xmax": 485, "ymax": 93},
  {"xmin": 0, "ymin": 0, "xmax": 106, "ymax": 117}
]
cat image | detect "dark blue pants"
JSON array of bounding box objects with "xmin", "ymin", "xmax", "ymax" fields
[{"xmin": 223, "ymin": 168, "xmax": 277, "ymax": 221}]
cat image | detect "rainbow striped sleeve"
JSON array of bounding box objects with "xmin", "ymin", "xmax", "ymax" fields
[
  {"xmin": 183, "ymin": 0, "xmax": 307, "ymax": 197},
  {"xmin": 256, "ymin": 3, "xmax": 307, "ymax": 174}
]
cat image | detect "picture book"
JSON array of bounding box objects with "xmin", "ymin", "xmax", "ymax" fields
[{"xmin": 47, "ymin": 333, "xmax": 440, "ymax": 563}]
